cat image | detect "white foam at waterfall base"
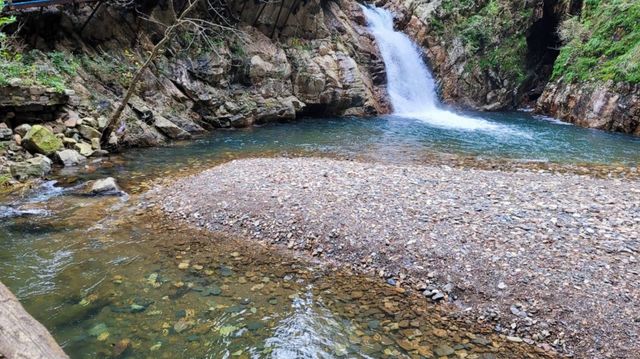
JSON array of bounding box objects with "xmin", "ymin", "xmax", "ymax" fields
[{"xmin": 361, "ymin": 6, "xmax": 504, "ymax": 132}]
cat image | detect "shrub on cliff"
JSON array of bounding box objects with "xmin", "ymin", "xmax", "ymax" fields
[
  {"xmin": 552, "ymin": 0, "xmax": 640, "ymax": 83},
  {"xmin": 431, "ymin": 0, "xmax": 532, "ymax": 89},
  {"xmin": 0, "ymin": 1, "xmax": 75, "ymax": 91},
  {"xmin": 0, "ymin": 0, "xmax": 15, "ymax": 52}
]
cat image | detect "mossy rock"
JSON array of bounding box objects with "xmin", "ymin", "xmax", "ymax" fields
[{"xmin": 22, "ymin": 125, "xmax": 63, "ymax": 155}]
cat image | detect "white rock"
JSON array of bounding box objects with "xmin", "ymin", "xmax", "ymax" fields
[
  {"xmin": 56, "ymin": 149, "xmax": 87, "ymax": 167},
  {"xmin": 89, "ymin": 177, "xmax": 123, "ymax": 196}
]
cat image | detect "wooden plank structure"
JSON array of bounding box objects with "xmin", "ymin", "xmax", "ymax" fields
[
  {"xmin": 0, "ymin": 282, "xmax": 69, "ymax": 359},
  {"xmin": 3, "ymin": 0, "xmax": 98, "ymax": 11}
]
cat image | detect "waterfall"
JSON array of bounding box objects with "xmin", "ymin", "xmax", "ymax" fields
[{"xmin": 362, "ymin": 5, "xmax": 498, "ymax": 131}]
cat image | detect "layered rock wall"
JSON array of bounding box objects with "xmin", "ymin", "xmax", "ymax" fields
[
  {"xmin": 536, "ymin": 81, "xmax": 640, "ymax": 135},
  {"xmin": 0, "ymin": 0, "xmax": 390, "ymax": 179}
]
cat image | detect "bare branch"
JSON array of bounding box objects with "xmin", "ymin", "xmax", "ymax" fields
[{"xmin": 101, "ymin": 0, "xmax": 244, "ymax": 148}]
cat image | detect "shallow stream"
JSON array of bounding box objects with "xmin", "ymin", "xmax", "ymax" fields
[{"xmin": 2, "ymin": 112, "xmax": 640, "ymax": 358}]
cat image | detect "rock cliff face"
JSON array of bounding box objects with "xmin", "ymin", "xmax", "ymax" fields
[
  {"xmin": 535, "ymin": 0, "xmax": 639, "ymax": 135},
  {"xmin": 0, "ymin": 0, "xmax": 390, "ymax": 179},
  {"xmin": 382, "ymin": 0, "xmax": 638, "ymax": 133},
  {"xmin": 536, "ymin": 81, "xmax": 640, "ymax": 135}
]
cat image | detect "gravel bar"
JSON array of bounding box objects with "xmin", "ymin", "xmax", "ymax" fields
[{"xmin": 152, "ymin": 157, "xmax": 640, "ymax": 358}]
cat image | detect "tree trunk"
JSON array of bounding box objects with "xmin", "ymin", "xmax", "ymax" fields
[
  {"xmin": 0, "ymin": 282, "xmax": 68, "ymax": 359},
  {"xmin": 270, "ymin": 0, "xmax": 286, "ymax": 39},
  {"xmin": 101, "ymin": 0, "xmax": 201, "ymax": 147}
]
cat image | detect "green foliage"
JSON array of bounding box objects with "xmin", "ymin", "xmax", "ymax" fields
[
  {"xmin": 0, "ymin": 50, "xmax": 77, "ymax": 92},
  {"xmin": 0, "ymin": 0, "xmax": 15, "ymax": 27},
  {"xmin": 552, "ymin": 0, "xmax": 640, "ymax": 83},
  {"xmin": 80, "ymin": 53, "xmax": 135, "ymax": 88},
  {"xmin": 0, "ymin": 174, "xmax": 11, "ymax": 187},
  {"xmin": 0, "ymin": 0, "xmax": 16, "ymax": 51},
  {"xmin": 229, "ymin": 39, "xmax": 245, "ymax": 57},
  {"xmin": 0, "ymin": 1, "xmax": 77, "ymax": 91},
  {"xmin": 49, "ymin": 51, "xmax": 79, "ymax": 75},
  {"xmin": 434, "ymin": 0, "xmax": 532, "ymax": 87}
]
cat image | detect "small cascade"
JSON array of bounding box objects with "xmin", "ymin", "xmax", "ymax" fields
[{"xmin": 361, "ymin": 5, "xmax": 498, "ymax": 131}]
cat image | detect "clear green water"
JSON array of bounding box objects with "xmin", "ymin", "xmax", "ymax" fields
[
  {"xmin": 114, "ymin": 112, "xmax": 640, "ymax": 172},
  {"xmin": 0, "ymin": 184, "xmax": 545, "ymax": 358},
  {"xmin": 2, "ymin": 111, "xmax": 638, "ymax": 358}
]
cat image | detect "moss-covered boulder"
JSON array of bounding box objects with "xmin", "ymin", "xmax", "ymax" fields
[{"xmin": 22, "ymin": 125, "xmax": 63, "ymax": 155}]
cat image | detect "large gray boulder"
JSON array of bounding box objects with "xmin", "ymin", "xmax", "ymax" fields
[
  {"xmin": 78, "ymin": 125, "xmax": 101, "ymax": 141},
  {"xmin": 9, "ymin": 156, "xmax": 53, "ymax": 180},
  {"xmin": 154, "ymin": 116, "xmax": 191, "ymax": 140},
  {"xmin": 56, "ymin": 149, "xmax": 87, "ymax": 167}
]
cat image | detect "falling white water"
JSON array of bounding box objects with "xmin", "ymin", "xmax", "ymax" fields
[{"xmin": 361, "ymin": 6, "xmax": 499, "ymax": 131}]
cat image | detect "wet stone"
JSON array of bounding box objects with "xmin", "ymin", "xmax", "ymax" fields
[
  {"xmin": 130, "ymin": 303, "xmax": 146, "ymax": 313},
  {"xmin": 472, "ymin": 336, "xmax": 492, "ymax": 346},
  {"xmin": 175, "ymin": 309, "xmax": 187, "ymax": 319},
  {"xmin": 368, "ymin": 320, "xmax": 380, "ymax": 330},
  {"xmin": 224, "ymin": 305, "xmax": 244, "ymax": 313},
  {"xmin": 88, "ymin": 323, "xmax": 108, "ymax": 337},
  {"xmin": 113, "ymin": 338, "xmax": 131, "ymax": 357},
  {"xmin": 219, "ymin": 266, "xmax": 234, "ymax": 277},
  {"xmin": 187, "ymin": 335, "xmax": 199, "ymax": 342},
  {"xmin": 246, "ymin": 321, "xmax": 264, "ymax": 331},
  {"xmin": 200, "ymin": 285, "xmax": 222, "ymax": 296},
  {"xmin": 174, "ymin": 319, "xmax": 192, "ymax": 333},
  {"xmin": 434, "ymin": 344, "xmax": 455, "ymax": 357}
]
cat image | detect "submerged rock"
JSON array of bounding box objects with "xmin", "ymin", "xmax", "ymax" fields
[
  {"xmin": 0, "ymin": 206, "xmax": 50, "ymax": 219},
  {"xmin": 87, "ymin": 177, "xmax": 124, "ymax": 196},
  {"xmin": 88, "ymin": 323, "xmax": 108, "ymax": 337}
]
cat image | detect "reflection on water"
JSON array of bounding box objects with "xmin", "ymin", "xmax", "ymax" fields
[
  {"xmin": 35, "ymin": 113, "xmax": 639, "ymax": 196},
  {"xmin": 264, "ymin": 287, "xmax": 368, "ymax": 358}
]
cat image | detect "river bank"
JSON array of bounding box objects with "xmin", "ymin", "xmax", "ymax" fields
[{"xmin": 152, "ymin": 157, "xmax": 640, "ymax": 358}]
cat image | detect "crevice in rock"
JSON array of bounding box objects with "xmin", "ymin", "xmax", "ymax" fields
[
  {"xmin": 296, "ymin": 103, "xmax": 329, "ymax": 117},
  {"xmin": 522, "ymin": 0, "xmax": 565, "ymax": 104}
]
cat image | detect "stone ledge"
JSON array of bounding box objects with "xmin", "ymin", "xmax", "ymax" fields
[{"xmin": 0, "ymin": 85, "xmax": 69, "ymax": 110}]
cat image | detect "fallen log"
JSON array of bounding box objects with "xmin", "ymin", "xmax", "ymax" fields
[{"xmin": 0, "ymin": 281, "xmax": 68, "ymax": 359}]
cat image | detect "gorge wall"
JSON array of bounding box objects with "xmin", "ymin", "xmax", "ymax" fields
[
  {"xmin": 1, "ymin": 0, "xmax": 639, "ymax": 182},
  {"xmin": 536, "ymin": 0, "xmax": 639, "ymax": 135},
  {"xmin": 0, "ymin": 0, "xmax": 389, "ymax": 180},
  {"xmin": 383, "ymin": 0, "xmax": 639, "ymax": 133}
]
